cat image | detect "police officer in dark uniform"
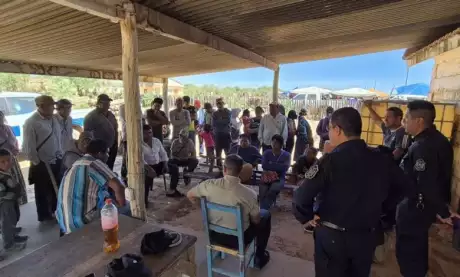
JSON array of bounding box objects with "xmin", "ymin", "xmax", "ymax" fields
[
  {"xmin": 396, "ymin": 100, "xmax": 459, "ymax": 277},
  {"xmin": 292, "ymin": 107, "xmax": 407, "ymax": 277}
]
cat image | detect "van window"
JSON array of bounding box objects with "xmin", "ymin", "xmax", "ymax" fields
[
  {"xmin": 307, "ymin": 94, "xmax": 317, "ymax": 100},
  {"xmin": 0, "ymin": 98, "xmax": 7, "ymax": 113},
  {"xmin": 5, "ymin": 97, "xmax": 36, "ymax": 116}
]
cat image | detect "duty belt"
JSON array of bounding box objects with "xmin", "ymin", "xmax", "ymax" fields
[
  {"xmin": 320, "ymin": 221, "xmax": 375, "ymax": 233},
  {"xmin": 320, "ymin": 221, "xmax": 346, "ymax": 232}
]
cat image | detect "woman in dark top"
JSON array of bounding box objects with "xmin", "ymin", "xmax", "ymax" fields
[
  {"xmin": 249, "ymin": 106, "xmax": 264, "ymax": 149},
  {"xmin": 285, "ymin": 110, "xmax": 297, "ymax": 154}
]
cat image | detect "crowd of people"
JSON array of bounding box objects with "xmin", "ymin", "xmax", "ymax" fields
[{"xmin": 0, "ymin": 92, "xmax": 459, "ymax": 277}]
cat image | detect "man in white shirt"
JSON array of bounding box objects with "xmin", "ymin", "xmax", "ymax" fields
[
  {"xmin": 187, "ymin": 154, "xmax": 272, "ymax": 269},
  {"xmin": 142, "ymin": 125, "xmax": 180, "ymax": 204},
  {"xmin": 169, "ymin": 98, "xmax": 191, "ymax": 139},
  {"xmin": 258, "ymin": 102, "xmax": 288, "ymax": 152},
  {"xmin": 54, "ymin": 99, "xmax": 78, "ymax": 153},
  {"xmin": 23, "ymin": 95, "xmax": 62, "ymax": 222}
]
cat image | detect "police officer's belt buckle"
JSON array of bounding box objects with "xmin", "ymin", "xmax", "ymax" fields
[
  {"xmin": 416, "ymin": 193, "xmax": 425, "ymax": 210},
  {"xmin": 416, "ymin": 202, "xmax": 425, "ymax": 210},
  {"xmin": 320, "ymin": 221, "xmax": 346, "ymax": 232}
]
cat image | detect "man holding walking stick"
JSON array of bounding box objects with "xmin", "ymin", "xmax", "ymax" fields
[{"xmin": 23, "ymin": 95, "xmax": 63, "ymax": 222}]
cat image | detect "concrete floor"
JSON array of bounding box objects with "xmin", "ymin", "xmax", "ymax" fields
[{"xmin": 0, "ymin": 203, "xmax": 315, "ymax": 277}]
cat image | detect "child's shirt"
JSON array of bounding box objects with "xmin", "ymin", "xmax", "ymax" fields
[
  {"xmin": 0, "ymin": 170, "xmax": 17, "ymax": 204},
  {"xmin": 200, "ymin": 131, "xmax": 215, "ymax": 147}
]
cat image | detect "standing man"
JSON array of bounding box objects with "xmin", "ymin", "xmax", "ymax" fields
[
  {"xmin": 258, "ymin": 102, "xmax": 287, "ymax": 152},
  {"xmin": 292, "ymin": 107, "xmax": 406, "ymax": 277},
  {"xmin": 183, "ymin": 96, "xmax": 197, "ymax": 145},
  {"xmin": 316, "ymin": 106, "xmax": 333, "ymax": 152},
  {"xmin": 364, "ymin": 102, "xmax": 411, "ymax": 162},
  {"xmin": 396, "ymin": 100, "xmax": 459, "ymax": 277},
  {"xmin": 212, "ymin": 98, "xmax": 232, "ymax": 169},
  {"xmin": 55, "ymin": 99, "xmax": 74, "ymax": 153},
  {"xmin": 83, "ymin": 94, "xmax": 118, "ymax": 170},
  {"xmin": 169, "ymin": 98, "xmax": 191, "ymax": 140},
  {"xmin": 145, "ymin": 98, "xmax": 169, "ymax": 143},
  {"xmin": 23, "ymin": 95, "xmax": 62, "ymax": 222}
]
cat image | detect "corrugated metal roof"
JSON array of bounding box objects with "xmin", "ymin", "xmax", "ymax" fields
[{"xmin": 1, "ymin": 0, "xmax": 460, "ymax": 78}]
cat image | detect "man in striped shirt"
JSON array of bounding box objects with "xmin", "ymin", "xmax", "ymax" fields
[{"xmin": 56, "ymin": 139, "xmax": 127, "ymax": 235}]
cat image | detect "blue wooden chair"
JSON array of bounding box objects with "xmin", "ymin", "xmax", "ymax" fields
[{"xmin": 200, "ymin": 197, "xmax": 256, "ymax": 277}]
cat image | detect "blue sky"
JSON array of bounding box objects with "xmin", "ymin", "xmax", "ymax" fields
[{"xmin": 176, "ymin": 49, "xmax": 434, "ymax": 93}]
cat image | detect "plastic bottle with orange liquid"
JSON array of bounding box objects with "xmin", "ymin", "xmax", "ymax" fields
[{"xmin": 101, "ymin": 199, "xmax": 120, "ymax": 253}]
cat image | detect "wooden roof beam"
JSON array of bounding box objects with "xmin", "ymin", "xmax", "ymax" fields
[
  {"xmin": 0, "ymin": 59, "xmax": 161, "ymax": 82},
  {"xmin": 404, "ymin": 28, "xmax": 460, "ymax": 66},
  {"xmin": 48, "ymin": 0, "xmax": 279, "ymax": 71}
]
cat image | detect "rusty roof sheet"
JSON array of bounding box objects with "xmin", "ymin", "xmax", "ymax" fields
[{"xmin": 1, "ymin": 0, "xmax": 460, "ymax": 78}]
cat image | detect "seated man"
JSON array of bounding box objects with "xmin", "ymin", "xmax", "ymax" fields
[
  {"xmin": 169, "ymin": 128, "xmax": 198, "ymax": 187},
  {"xmin": 187, "ymin": 155, "xmax": 271, "ymax": 269},
  {"xmin": 61, "ymin": 131, "xmax": 93, "ymax": 174},
  {"xmin": 259, "ymin": 135, "xmax": 291, "ymax": 210},
  {"xmin": 229, "ymin": 134, "xmax": 262, "ymax": 183},
  {"xmin": 56, "ymin": 139, "xmax": 129, "ymax": 235},
  {"xmin": 142, "ymin": 124, "xmax": 180, "ymax": 202},
  {"xmin": 290, "ymin": 147, "xmax": 318, "ymax": 184}
]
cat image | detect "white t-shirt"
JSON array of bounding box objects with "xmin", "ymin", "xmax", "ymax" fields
[{"xmin": 142, "ymin": 137, "xmax": 168, "ymax": 165}]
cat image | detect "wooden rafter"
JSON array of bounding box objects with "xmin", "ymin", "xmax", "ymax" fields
[{"xmin": 48, "ymin": 0, "xmax": 279, "ymax": 71}]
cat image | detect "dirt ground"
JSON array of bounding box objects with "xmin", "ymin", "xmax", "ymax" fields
[{"xmin": 20, "ymin": 118, "xmax": 460, "ymax": 277}]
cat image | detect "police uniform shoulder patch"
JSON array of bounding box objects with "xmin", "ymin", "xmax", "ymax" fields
[
  {"xmin": 305, "ymin": 164, "xmax": 319, "ymax": 179},
  {"xmin": 414, "ymin": 159, "xmax": 426, "ymax": 172}
]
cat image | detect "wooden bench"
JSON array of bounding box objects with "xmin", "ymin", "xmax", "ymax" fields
[{"xmin": 0, "ymin": 216, "xmax": 197, "ymax": 277}]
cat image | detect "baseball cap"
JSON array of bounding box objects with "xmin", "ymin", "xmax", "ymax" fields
[
  {"xmin": 97, "ymin": 94, "xmax": 113, "ymax": 102},
  {"xmin": 35, "ymin": 95, "xmax": 55, "ymax": 106}
]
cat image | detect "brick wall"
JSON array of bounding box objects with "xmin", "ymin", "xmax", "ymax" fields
[{"xmin": 430, "ymin": 47, "xmax": 460, "ymax": 212}]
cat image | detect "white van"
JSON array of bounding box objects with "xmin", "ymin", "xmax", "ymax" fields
[{"xmin": 0, "ymin": 92, "xmax": 88, "ymax": 151}]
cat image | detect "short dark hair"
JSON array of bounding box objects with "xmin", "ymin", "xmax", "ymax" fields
[
  {"xmin": 204, "ymin": 103, "xmax": 212, "ymax": 109},
  {"xmin": 330, "ymin": 107, "xmax": 362, "ymax": 137},
  {"xmin": 326, "ymin": 106, "xmax": 334, "ymax": 114},
  {"xmin": 86, "ymin": 139, "xmax": 108, "ymax": 155},
  {"xmin": 0, "ymin": 149, "xmax": 11, "ymax": 157},
  {"xmin": 242, "ymin": 109, "xmax": 250, "ymax": 117},
  {"xmin": 288, "ymin": 110, "xmax": 297, "ymax": 120},
  {"xmin": 203, "ymin": 124, "xmax": 212, "ymax": 132},
  {"xmin": 224, "ymin": 154, "xmax": 244, "ymax": 176},
  {"xmin": 143, "ymin": 124, "xmax": 152, "ymax": 131},
  {"xmin": 183, "ymin": 96, "xmax": 191, "ymax": 103},
  {"xmin": 271, "ymin": 134, "xmax": 284, "ymax": 146},
  {"xmin": 239, "ymin": 133, "xmax": 250, "ymax": 140},
  {"xmin": 387, "ymin": 107, "xmax": 403, "ymax": 119},
  {"xmin": 407, "ymin": 100, "xmax": 436, "ymax": 126},
  {"xmin": 152, "ymin": 98, "xmax": 163, "ymax": 105},
  {"xmin": 255, "ymin": 106, "xmax": 264, "ymax": 113}
]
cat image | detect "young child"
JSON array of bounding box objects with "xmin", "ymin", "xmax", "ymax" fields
[
  {"xmin": 199, "ymin": 124, "xmax": 215, "ymax": 173},
  {"xmin": 0, "ymin": 149, "xmax": 28, "ymax": 259}
]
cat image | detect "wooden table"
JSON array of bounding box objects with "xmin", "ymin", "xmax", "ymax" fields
[{"xmin": 0, "ymin": 216, "xmax": 197, "ymax": 277}]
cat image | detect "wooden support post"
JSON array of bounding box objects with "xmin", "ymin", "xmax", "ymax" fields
[
  {"xmin": 162, "ymin": 78, "xmax": 169, "ymax": 118},
  {"xmin": 120, "ymin": 2, "xmax": 145, "ymax": 220},
  {"xmin": 272, "ymin": 67, "xmax": 280, "ymax": 102}
]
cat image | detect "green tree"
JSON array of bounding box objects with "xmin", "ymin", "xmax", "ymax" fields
[{"xmin": 0, "ymin": 73, "xmax": 30, "ymax": 91}]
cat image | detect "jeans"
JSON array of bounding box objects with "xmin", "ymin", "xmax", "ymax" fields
[
  {"xmin": 145, "ymin": 163, "xmax": 180, "ymax": 205},
  {"xmin": 214, "ymin": 133, "xmax": 231, "ymax": 167},
  {"xmin": 259, "ymin": 180, "xmax": 284, "ymax": 210},
  {"xmin": 117, "ymin": 201, "xmax": 132, "ymax": 217},
  {"xmin": 188, "ymin": 131, "xmax": 196, "ymax": 148},
  {"xmin": 0, "ymin": 200, "xmax": 18, "ymax": 248},
  {"xmin": 168, "ymin": 158, "xmax": 199, "ymax": 185},
  {"xmin": 210, "ymin": 209, "xmax": 271, "ymax": 257},
  {"xmin": 262, "ymin": 144, "xmax": 272, "ymax": 153}
]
